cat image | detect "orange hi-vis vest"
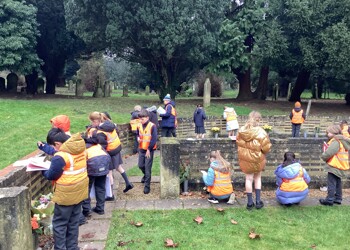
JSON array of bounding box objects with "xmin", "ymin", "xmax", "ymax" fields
[
  {"xmin": 54, "ymin": 151, "xmax": 87, "ymax": 186},
  {"xmin": 291, "ymin": 109, "xmax": 304, "ymax": 124},
  {"xmin": 225, "ymin": 111, "xmax": 237, "ymax": 122},
  {"xmin": 327, "ymin": 138, "xmax": 349, "ymax": 170},
  {"xmin": 169, "ymin": 104, "xmax": 178, "ymax": 128},
  {"xmin": 207, "ymin": 170, "xmax": 233, "ymax": 196},
  {"xmin": 138, "ymin": 122, "xmax": 156, "ymax": 150},
  {"xmin": 342, "ymin": 125, "xmax": 350, "ymax": 137},
  {"xmin": 280, "ymin": 168, "xmax": 308, "ymax": 192},
  {"xmin": 130, "ymin": 118, "xmax": 141, "ymax": 132},
  {"xmin": 98, "ymin": 129, "xmax": 121, "ymax": 152}
]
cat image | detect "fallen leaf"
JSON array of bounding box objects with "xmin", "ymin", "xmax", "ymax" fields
[
  {"xmin": 200, "ymin": 194, "xmax": 206, "ymax": 199},
  {"xmin": 188, "ymin": 192, "xmax": 193, "ymax": 196},
  {"xmin": 134, "ymin": 222, "xmax": 143, "ymax": 227},
  {"xmin": 216, "ymin": 207, "xmax": 225, "ymax": 212},
  {"xmin": 193, "ymin": 216, "xmax": 203, "ymax": 224},
  {"xmin": 81, "ymin": 232, "xmax": 95, "ymax": 239},
  {"xmin": 310, "ymin": 244, "xmax": 317, "ymax": 249},
  {"xmin": 117, "ymin": 240, "xmax": 134, "ymax": 246},
  {"xmin": 230, "ymin": 219, "xmax": 238, "ymax": 224},
  {"xmin": 248, "ymin": 228, "xmax": 261, "ymax": 239},
  {"xmin": 164, "ymin": 238, "xmax": 179, "ymax": 248}
]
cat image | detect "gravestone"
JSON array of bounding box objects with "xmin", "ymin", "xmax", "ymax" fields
[
  {"xmin": 36, "ymin": 78, "xmax": 45, "ymax": 94},
  {"xmin": 75, "ymin": 79, "xmax": 84, "ymax": 97},
  {"xmin": 203, "ymin": 78, "xmax": 211, "ymax": 108},
  {"xmin": 145, "ymin": 85, "xmax": 150, "ymax": 96},
  {"xmin": 122, "ymin": 85, "xmax": 129, "ymax": 97},
  {"xmin": 104, "ymin": 81, "xmax": 111, "ymax": 97},
  {"xmin": 287, "ymin": 83, "xmax": 292, "ymax": 100},
  {"xmin": 0, "ymin": 77, "xmax": 5, "ymax": 92},
  {"xmin": 6, "ymin": 72, "xmax": 18, "ymax": 93}
]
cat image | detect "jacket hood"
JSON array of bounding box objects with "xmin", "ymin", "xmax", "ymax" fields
[
  {"xmin": 196, "ymin": 108, "xmax": 203, "ymax": 114},
  {"xmin": 170, "ymin": 101, "xmax": 176, "ymax": 107},
  {"xmin": 274, "ymin": 162, "xmax": 302, "ymax": 179},
  {"xmin": 99, "ymin": 120, "xmax": 116, "ymax": 132},
  {"xmin": 60, "ymin": 133, "xmax": 86, "ymax": 155},
  {"xmin": 334, "ymin": 135, "xmax": 350, "ymax": 150},
  {"xmin": 238, "ymin": 126, "xmax": 266, "ymax": 142},
  {"xmin": 210, "ymin": 160, "xmax": 230, "ymax": 174},
  {"xmin": 293, "ymin": 108, "xmax": 302, "ymax": 112},
  {"xmin": 50, "ymin": 115, "xmax": 70, "ymax": 132}
]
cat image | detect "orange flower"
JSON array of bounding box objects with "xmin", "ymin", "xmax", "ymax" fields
[{"xmin": 31, "ymin": 217, "xmax": 39, "ymax": 230}]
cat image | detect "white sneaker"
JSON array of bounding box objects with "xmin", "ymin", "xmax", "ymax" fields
[
  {"xmin": 208, "ymin": 197, "xmax": 219, "ymax": 204},
  {"xmin": 227, "ymin": 193, "xmax": 236, "ymax": 205}
]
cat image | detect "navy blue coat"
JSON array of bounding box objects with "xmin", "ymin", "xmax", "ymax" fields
[{"xmin": 193, "ymin": 108, "xmax": 206, "ymax": 127}]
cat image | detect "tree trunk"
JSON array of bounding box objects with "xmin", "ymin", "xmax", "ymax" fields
[
  {"xmin": 25, "ymin": 71, "xmax": 38, "ymax": 95},
  {"xmin": 289, "ymin": 70, "xmax": 310, "ymax": 102},
  {"xmin": 234, "ymin": 67, "xmax": 253, "ymax": 101},
  {"xmin": 253, "ymin": 66, "xmax": 269, "ymax": 100},
  {"xmin": 45, "ymin": 73, "xmax": 58, "ymax": 94}
]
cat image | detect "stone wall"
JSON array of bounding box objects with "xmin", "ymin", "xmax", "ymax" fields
[{"xmin": 176, "ymin": 137, "xmax": 350, "ymax": 190}]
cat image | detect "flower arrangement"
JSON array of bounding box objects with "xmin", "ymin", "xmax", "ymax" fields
[
  {"xmin": 262, "ymin": 124, "xmax": 272, "ymax": 133},
  {"xmin": 211, "ymin": 127, "xmax": 221, "ymax": 133},
  {"xmin": 31, "ymin": 193, "xmax": 54, "ymax": 236},
  {"xmin": 31, "ymin": 214, "xmax": 44, "ymax": 235},
  {"xmin": 31, "ymin": 193, "xmax": 54, "ymax": 215}
]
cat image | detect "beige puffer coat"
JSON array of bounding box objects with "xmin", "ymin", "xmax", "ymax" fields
[{"xmin": 236, "ymin": 125, "xmax": 272, "ymax": 174}]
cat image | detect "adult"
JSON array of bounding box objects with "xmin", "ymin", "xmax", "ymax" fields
[
  {"xmin": 159, "ymin": 94, "xmax": 177, "ymax": 137},
  {"xmin": 319, "ymin": 125, "xmax": 350, "ymax": 206},
  {"xmin": 275, "ymin": 152, "xmax": 311, "ymax": 205},
  {"xmin": 193, "ymin": 104, "xmax": 207, "ymax": 139},
  {"xmin": 43, "ymin": 128, "xmax": 88, "ymax": 250},
  {"xmin": 289, "ymin": 102, "xmax": 306, "ymax": 137},
  {"xmin": 236, "ymin": 111, "xmax": 272, "ymax": 210}
]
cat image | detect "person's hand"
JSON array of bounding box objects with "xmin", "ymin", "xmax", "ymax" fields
[
  {"xmin": 37, "ymin": 141, "xmax": 44, "ymax": 147},
  {"xmin": 146, "ymin": 149, "xmax": 151, "ymax": 158}
]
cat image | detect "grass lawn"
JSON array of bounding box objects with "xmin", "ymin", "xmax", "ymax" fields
[
  {"xmin": 126, "ymin": 156, "xmax": 160, "ymax": 176},
  {"xmin": 106, "ymin": 206, "xmax": 350, "ymax": 249}
]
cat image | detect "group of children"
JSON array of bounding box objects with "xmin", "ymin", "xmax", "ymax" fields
[
  {"xmin": 38, "ymin": 108, "xmax": 158, "ymax": 250},
  {"xmin": 202, "ymin": 110, "xmax": 350, "ymax": 209}
]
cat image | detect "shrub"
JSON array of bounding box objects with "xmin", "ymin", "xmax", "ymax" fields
[
  {"xmin": 196, "ymin": 72, "xmax": 223, "ymax": 97},
  {"xmin": 345, "ymin": 93, "xmax": 350, "ymax": 105}
]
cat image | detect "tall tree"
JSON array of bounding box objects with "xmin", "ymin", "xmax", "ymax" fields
[
  {"xmin": 0, "ymin": 0, "xmax": 41, "ymax": 74},
  {"xmin": 104, "ymin": 0, "xmax": 228, "ymax": 99}
]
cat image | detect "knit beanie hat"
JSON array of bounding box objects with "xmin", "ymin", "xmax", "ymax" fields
[
  {"xmin": 163, "ymin": 94, "xmax": 171, "ymax": 101},
  {"xmin": 295, "ymin": 102, "xmax": 301, "ymax": 108},
  {"xmin": 50, "ymin": 115, "xmax": 70, "ymax": 132},
  {"xmin": 326, "ymin": 125, "xmax": 342, "ymax": 135}
]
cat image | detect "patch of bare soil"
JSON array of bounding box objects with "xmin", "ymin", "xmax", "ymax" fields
[{"xmin": 116, "ymin": 182, "xmax": 350, "ymax": 201}]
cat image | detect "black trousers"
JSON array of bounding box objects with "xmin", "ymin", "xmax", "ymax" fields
[
  {"xmin": 53, "ymin": 202, "xmax": 81, "ymax": 250},
  {"xmin": 292, "ymin": 124, "xmax": 301, "ymax": 137},
  {"xmin": 161, "ymin": 127, "xmax": 176, "ymax": 137},
  {"xmin": 133, "ymin": 133, "xmax": 139, "ymax": 154},
  {"xmin": 138, "ymin": 149, "xmax": 154, "ymax": 189},
  {"xmin": 82, "ymin": 175, "xmax": 107, "ymax": 214},
  {"xmin": 327, "ymin": 172, "xmax": 342, "ymax": 202}
]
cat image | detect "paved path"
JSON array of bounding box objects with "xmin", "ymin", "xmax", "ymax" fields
[{"xmin": 78, "ymin": 152, "xmax": 350, "ymax": 250}]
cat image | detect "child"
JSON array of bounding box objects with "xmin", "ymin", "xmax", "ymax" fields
[
  {"xmin": 130, "ymin": 105, "xmax": 142, "ymax": 154},
  {"xmin": 223, "ymin": 106, "xmax": 239, "ymax": 139},
  {"xmin": 319, "ymin": 125, "xmax": 350, "ymax": 206},
  {"xmin": 137, "ymin": 109, "xmax": 158, "ymax": 194},
  {"xmin": 289, "ymin": 102, "xmax": 306, "ymax": 137},
  {"xmin": 236, "ymin": 111, "xmax": 271, "ymax": 210},
  {"xmin": 193, "ymin": 104, "xmax": 207, "ymax": 139},
  {"xmin": 274, "ymin": 152, "xmax": 311, "ymax": 205},
  {"xmin": 202, "ymin": 150, "xmax": 235, "ymax": 204},
  {"xmin": 340, "ymin": 120, "xmax": 350, "ymax": 137},
  {"xmin": 87, "ymin": 112, "xmax": 134, "ymax": 201},
  {"xmin": 82, "ymin": 143, "xmax": 111, "ymax": 216},
  {"xmin": 42, "ymin": 128, "xmax": 88, "ymax": 250}
]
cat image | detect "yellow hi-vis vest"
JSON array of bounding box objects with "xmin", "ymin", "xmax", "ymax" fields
[
  {"xmin": 130, "ymin": 118, "xmax": 141, "ymax": 132},
  {"xmin": 342, "ymin": 125, "xmax": 350, "ymax": 137},
  {"xmin": 327, "ymin": 138, "xmax": 349, "ymax": 170},
  {"xmin": 53, "ymin": 151, "xmax": 88, "ymax": 205},
  {"xmin": 138, "ymin": 122, "xmax": 156, "ymax": 150},
  {"xmin": 280, "ymin": 168, "xmax": 308, "ymax": 192},
  {"xmin": 225, "ymin": 111, "xmax": 237, "ymax": 122},
  {"xmin": 169, "ymin": 104, "xmax": 178, "ymax": 128},
  {"xmin": 98, "ymin": 129, "xmax": 121, "ymax": 152},
  {"xmin": 291, "ymin": 109, "xmax": 304, "ymax": 124},
  {"xmin": 86, "ymin": 127, "xmax": 97, "ymax": 138},
  {"xmin": 207, "ymin": 170, "xmax": 233, "ymax": 196}
]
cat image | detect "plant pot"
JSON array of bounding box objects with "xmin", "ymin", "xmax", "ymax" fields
[
  {"xmin": 303, "ymin": 131, "xmax": 308, "ymax": 138},
  {"xmin": 183, "ymin": 179, "xmax": 189, "ymax": 193},
  {"xmin": 214, "ymin": 133, "xmax": 219, "ymax": 138}
]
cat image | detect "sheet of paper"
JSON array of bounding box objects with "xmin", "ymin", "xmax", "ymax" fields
[{"xmin": 157, "ymin": 106, "xmax": 166, "ymax": 115}]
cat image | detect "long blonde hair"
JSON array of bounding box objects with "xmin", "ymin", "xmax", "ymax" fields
[
  {"xmin": 245, "ymin": 111, "xmax": 262, "ymax": 128},
  {"xmin": 209, "ymin": 150, "xmax": 232, "ymax": 173}
]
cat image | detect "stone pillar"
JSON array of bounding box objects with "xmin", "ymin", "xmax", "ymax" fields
[
  {"xmin": 122, "ymin": 85, "xmax": 129, "ymax": 97},
  {"xmin": 287, "ymin": 83, "xmax": 292, "ymax": 100},
  {"xmin": 104, "ymin": 81, "xmax": 111, "ymax": 97},
  {"xmin": 0, "ymin": 187, "xmax": 33, "ymax": 250},
  {"xmin": 203, "ymin": 78, "xmax": 211, "ymax": 108},
  {"xmin": 160, "ymin": 138, "xmax": 180, "ymax": 199},
  {"xmin": 145, "ymin": 85, "xmax": 150, "ymax": 96},
  {"xmin": 75, "ymin": 79, "xmax": 84, "ymax": 97}
]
